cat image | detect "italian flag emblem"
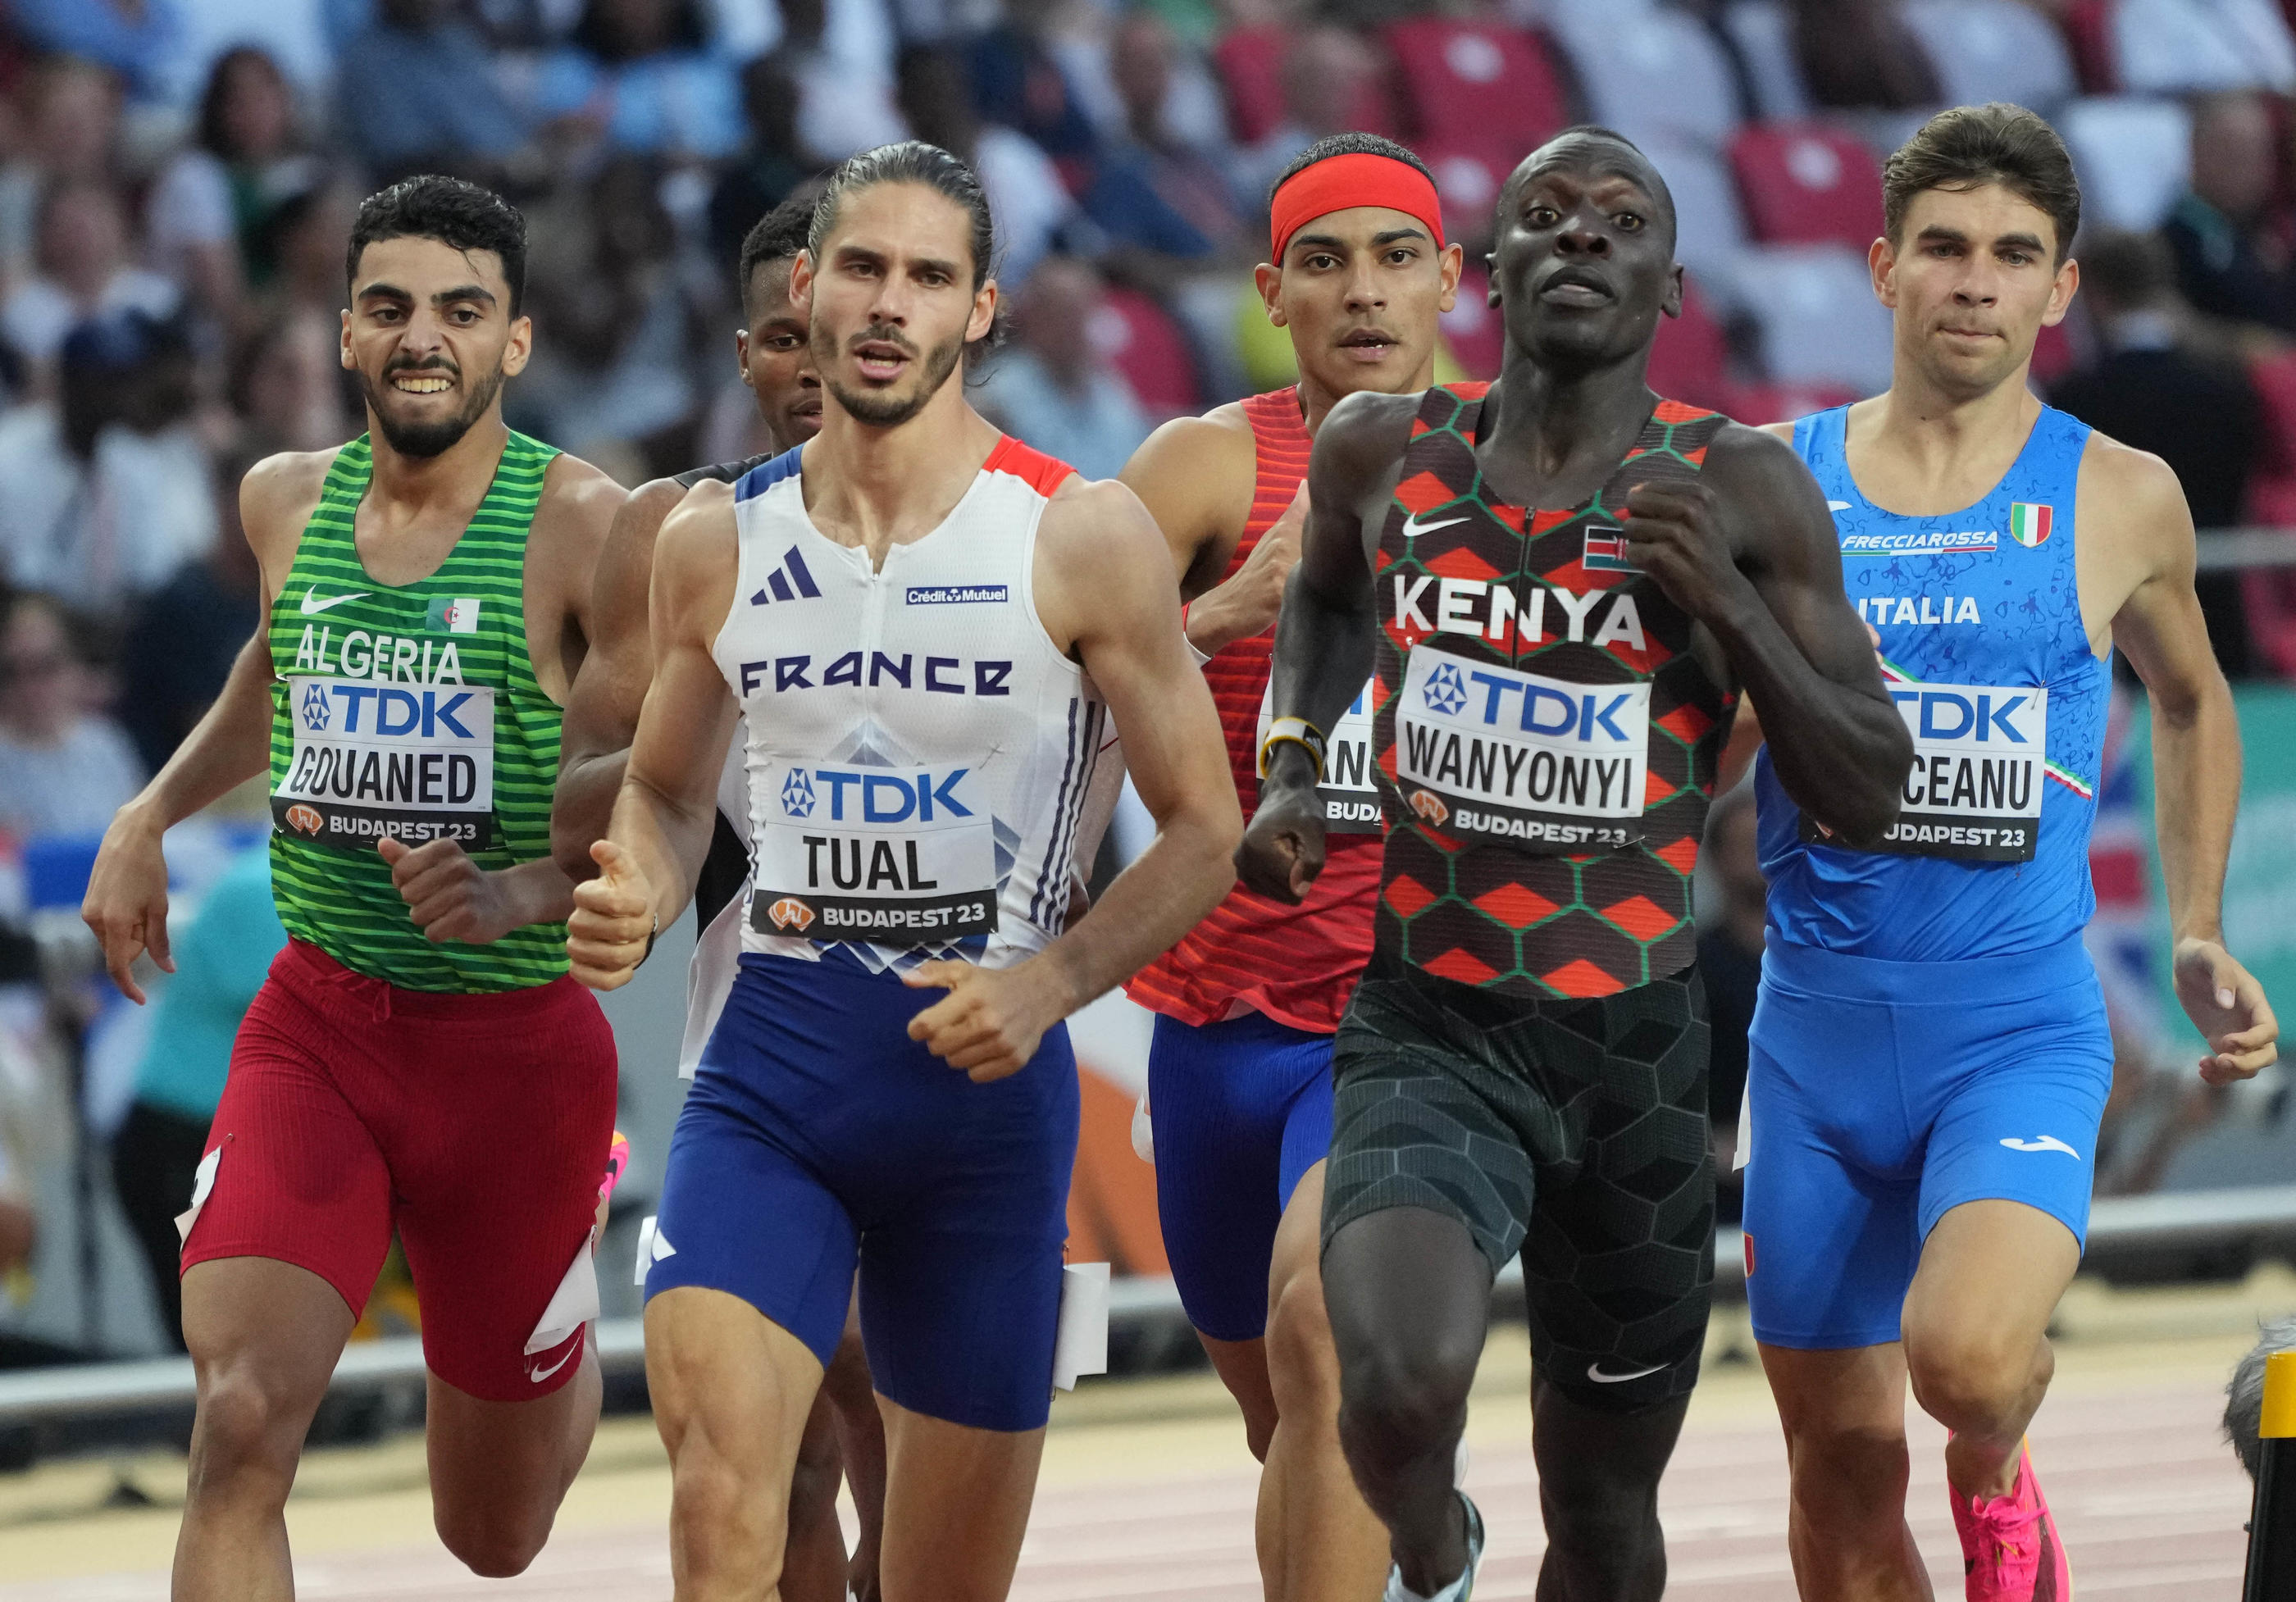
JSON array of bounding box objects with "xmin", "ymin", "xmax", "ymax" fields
[{"xmin": 2007, "ymin": 502, "xmax": 2052, "ymax": 548}]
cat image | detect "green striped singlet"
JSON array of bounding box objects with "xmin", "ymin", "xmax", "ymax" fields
[{"xmin": 266, "ymin": 431, "xmax": 569, "ymax": 993}]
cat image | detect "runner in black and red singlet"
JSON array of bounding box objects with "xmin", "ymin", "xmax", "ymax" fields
[
  {"xmin": 1240, "ymin": 126, "xmax": 1913, "ymax": 1602},
  {"xmin": 1118, "ymin": 133, "xmax": 1458, "ymax": 1598}
]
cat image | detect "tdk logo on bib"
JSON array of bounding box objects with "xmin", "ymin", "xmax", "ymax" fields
[
  {"xmin": 1829, "ymin": 680, "xmax": 2050, "ymax": 863},
  {"xmin": 779, "ymin": 767, "xmax": 974, "ymax": 821},
  {"xmin": 1396, "ymin": 645, "xmax": 1650, "ymax": 852},
  {"xmin": 272, "ymin": 676, "xmax": 496, "ymax": 850}
]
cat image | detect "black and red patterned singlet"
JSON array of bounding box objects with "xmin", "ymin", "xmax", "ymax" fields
[{"xmin": 1369, "ymin": 385, "xmax": 1736, "ymax": 1000}]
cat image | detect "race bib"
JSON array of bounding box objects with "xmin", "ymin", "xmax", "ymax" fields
[
  {"xmin": 1256, "ymin": 676, "xmax": 1379, "ymax": 833},
  {"xmin": 271, "ymin": 676, "xmax": 495, "ymax": 849},
  {"xmin": 1803, "ymin": 681, "xmax": 2046, "ymax": 862},
  {"xmin": 752, "ymin": 762, "xmax": 998, "ymax": 941},
  {"xmin": 1393, "ymin": 645, "xmax": 1648, "ymax": 853}
]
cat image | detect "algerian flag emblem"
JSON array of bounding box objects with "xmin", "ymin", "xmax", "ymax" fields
[{"xmin": 2007, "ymin": 503, "xmax": 2052, "ymax": 548}]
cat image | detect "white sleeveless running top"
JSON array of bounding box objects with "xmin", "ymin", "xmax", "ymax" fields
[{"xmin": 711, "ymin": 436, "xmax": 1105, "ymax": 972}]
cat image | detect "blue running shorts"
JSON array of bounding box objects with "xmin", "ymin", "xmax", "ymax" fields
[
  {"xmin": 1147, "ymin": 1010, "xmax": 1335, "ymax": 1343},
  {"xmin": 647, "ymin": 949, "xmax": 1080, "ymax": 1431},
  {"xmin": 1742, "ymin": 932, "xmax": 2114, "ymax": 1351}
]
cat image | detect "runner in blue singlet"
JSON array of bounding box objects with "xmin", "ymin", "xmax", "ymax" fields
[{"xmin": 1741, "ymin": 107, "xmax": 2279, "ymax": 1602}]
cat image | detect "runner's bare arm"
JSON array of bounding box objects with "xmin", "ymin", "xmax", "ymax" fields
[
  {"xmin": 2095, "ymin": 443, "xmax": 2277, "ymax": 1082},
  {"xmin": 81, "ymin": 450, "xmax": 329, "ymax": 1002},
  {"xmin": 550, "ymin": 476, "xmax": 690, "ymax": 884},
  {"xmin": 903, "ymin": 477, "xmax": 1242, "ymax": 1081},
  {"xmin": 382, "ymin": 454, "xmax": 626, "ymax": 944},
  {"xmin": 1237, "ymin": 389, "xmax": 1418, "ymax": 902},
  {"xmin": 1119, "ymin": 408, "xmax": 1296, "ymax": 654},
  {"xmin": 567, "ymin": 482, "xmax": 741, "ymax": 990},
  {"xmin": 1637, "ymin": 425, "xmax": 1910, "ymax": 844}
]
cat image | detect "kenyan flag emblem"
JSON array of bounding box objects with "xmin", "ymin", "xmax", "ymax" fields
[{"xmin": 2007, "ymin": 502, "xmax": 2052, "ymax": 547}]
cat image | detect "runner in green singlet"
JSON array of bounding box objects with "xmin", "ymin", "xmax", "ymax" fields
[{"xmin": 82, "ymin": 176, "xmax": 627, "ymax": 1600}]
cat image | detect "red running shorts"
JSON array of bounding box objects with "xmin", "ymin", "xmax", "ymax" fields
[{"xmin": 180, "ymin": 939, "xmax": 618, "ymax": 1401}]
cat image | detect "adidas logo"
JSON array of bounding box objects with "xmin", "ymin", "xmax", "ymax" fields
[{"xmin": 749, "ymin": 545, "xmax": 822, "ymax": 605}]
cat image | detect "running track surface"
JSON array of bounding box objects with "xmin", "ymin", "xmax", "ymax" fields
[{"xmin": 0, "ymin": 1328, "xmax": 2257, "ymax": 1600}]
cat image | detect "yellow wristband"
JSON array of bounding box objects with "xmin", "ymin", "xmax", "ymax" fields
[{"xmin": 1257, "ymin": 717, "xmax": 1328, "ymax": 782}]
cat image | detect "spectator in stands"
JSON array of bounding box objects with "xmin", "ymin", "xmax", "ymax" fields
[
  {"xmin": 517, "ymin": 155, "xmax": 700, "ymax": 465},
  {"xmin": 781, "ymin": 0, "xmax": 909, "ymax": 162},
  {"xmin": 0, "ymin": 591, "xmax": 142, "ymax": 840},
  {"xmin": 533, "ymin": 0, "xmax": 745, "ymax": 161},
  {"xmin": 2052, "ymin": 230, "xmax": 2262, "ymax": 675},
  {"xmin": 7, "ymin": 0, "xmax": 183, "ymax": 106},
  {"xmin": 120, "ymin": 449, "xmax": 265, "ymax": 776},
  {"xmin": 896, "ymin": 47, "xmax": 1074, "ymax": 288},
  {"xmin": 2165, "ymin": 90, "xmax": 2296, "ymax": 338},
  {"xmin": 0, "ymin": 180, "xmax": 178, "ymax": 377},
  {"xmin": 1232, "ymin": 26, "xmax": 1381, "ymax": 211},
  {"xmin": 976, "ymin": 255, "xmax": 1153, "ymax": 480},
  {"xmin": 0, "ymin": 313, "xmax": 216, "ymax": 618},
  {"xmin": 260, "ymin": 176, "xmax": 362, "ymax": 324},
  {"xmin": 709, "ymin": 53, "xmax": 827, "ymax": 278},
  {"xmin": 145, "ymin": 48, "xmax": 319, "ymax": 321},
  {"xmin": 1697, "ymin": 784, "xmax": 1764, "ymax": 1223},
  {"xmin": 1788, "ymin": 0, "xmax": 1942, "ymax": 108},
  {"xmin": 2052, "ymin": 232, "xmax": 2261, "ymax": 531},
  {"xmin": 112, "ymin": 840, "xmax": 286, "ymax": 1349},
  {"xmin": 1078, "ymin": 11, "xmax": 1246, "ymax": 259},
  {"xmin": 2227, "ymin": 1315, "xmax": 2296, "ymax": 1477},
  {"xmin": 968, "ymin": 0, "xmax": 1101, "ymax": 158},
  {"xmin": 337, "ymin": 0, "xmax": 531, "ymax": 174},
  {"xmin": 230, "ymin": 312, "xmax": 354, "ymax": 453},
  {"xmin": 0, "ymin": 59, "xmax": 124, "ymax": 283}
]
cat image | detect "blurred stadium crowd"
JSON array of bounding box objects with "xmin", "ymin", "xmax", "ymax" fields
[{"xmin": 2, "ymin": 0, "xmax": 2296, "ymax": 1360}]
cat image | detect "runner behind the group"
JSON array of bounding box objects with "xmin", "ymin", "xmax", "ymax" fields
[{"xmin": 1117, "ymin": 132, "xmax": 1460, "ymax": 1600}]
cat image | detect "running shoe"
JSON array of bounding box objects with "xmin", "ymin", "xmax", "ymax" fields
[
  {"xmin": 1382, "ymin": 1491, "xmax": 1483, "ymax": 1602},
  {"xmin": 1950, "ymin": 1440, "xmax": 2072, "ymax": 1601},
  {"xmin": 594, "ymin": 1130, "xmax": 631, "ymax": 1246}
]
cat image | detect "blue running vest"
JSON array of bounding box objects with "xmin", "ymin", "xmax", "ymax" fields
[{"xmin": 1756, "ymin": 403, "xmax": 2107, "ymax": 961}]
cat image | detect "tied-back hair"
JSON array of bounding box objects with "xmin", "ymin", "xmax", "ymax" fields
[{"xmin": 808, "ymin": 141, "xmax": 998, "ymax": 292}]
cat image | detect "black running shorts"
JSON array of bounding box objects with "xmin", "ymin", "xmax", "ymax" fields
[{"xmin": 1323, "ymin": 953, "xmax": 1715, "ymax": 1411}]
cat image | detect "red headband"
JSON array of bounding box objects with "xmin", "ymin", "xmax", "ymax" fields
[{"xmin": 1269, "ymin": 152, "xmax": 1446, "ymax": 266}]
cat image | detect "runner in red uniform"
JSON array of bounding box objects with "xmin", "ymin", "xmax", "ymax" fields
[{"xmin": 1118, "ymin": 134, "xmax": 1458, "ymax": 1600}]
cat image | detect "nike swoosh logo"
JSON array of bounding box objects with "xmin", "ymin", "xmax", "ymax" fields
[
  {"xmin": 1587, "ymin": 1360, "xmax": 1665, "ymax": 1384},
  {"xmin": 300, "ymin": 587, "xmax": 370, "ymax": 616},
  {"xmin": 1401, "ymin": 513, "xmax": 1468, "ymax": 540},
  {"xmin": 2000, "ymin": 1135, "xmax": 2081, "ymax": 1158},
  {"xmin": 526, "ymin": 1340, "xmax": 582, "ymax": 1384}
]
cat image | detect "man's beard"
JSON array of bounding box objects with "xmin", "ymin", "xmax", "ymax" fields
[
  {"xmin": 817, "ymin": 321, "xmax": 965, "ymax": 429},
  {"xmin": 360, "ymin": 360, "xmax": 506, "ymax": 459}
]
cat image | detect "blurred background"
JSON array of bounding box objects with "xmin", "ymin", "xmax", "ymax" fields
[{"xmin": 1, "ymin": 0, "xmax": 2295, "ymax": 1453}]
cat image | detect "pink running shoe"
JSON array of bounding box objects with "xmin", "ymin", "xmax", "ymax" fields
[
  {"xmin": 593, "ymin": 1131, "xmax": 631, "ymax": 1246},
  {"xmin": 1950, "ymin": 1442, "xmax": 2073, "ymax": 1601}
]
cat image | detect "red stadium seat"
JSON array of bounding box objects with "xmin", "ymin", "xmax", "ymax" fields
[
  {"xmin": 2029, "ymin": 319, "xmax": 2078, "ymax": 387},
  {"xmin": 1211, "ymin": 25, "xmax": 1288, "ymax": 148},
  {"xmin": 1381, "ymin": 18, "xmax": 1568, "ymax": 148},
  {"xmin": 1417, "ymin": 138, "xmax": 1515, "ymax": 236},
  {"xmin": 1647, "ymin": 280, "xmax": 1733, "ymax": 412},
  {"xmin": 1094, "ymin": 286, "xmax": 1202, "ymax": 416},
  {"xmin": 2063, "ymin": 0, "xmax": 2121, "ymax": 91},
  {"xmin": 1212, "ymin": 24, "xmax": 1400, "ymax": 148},
  {"xmin": 1729, "ymin": 123, "xmax": 1885, "ymax": 251}
]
